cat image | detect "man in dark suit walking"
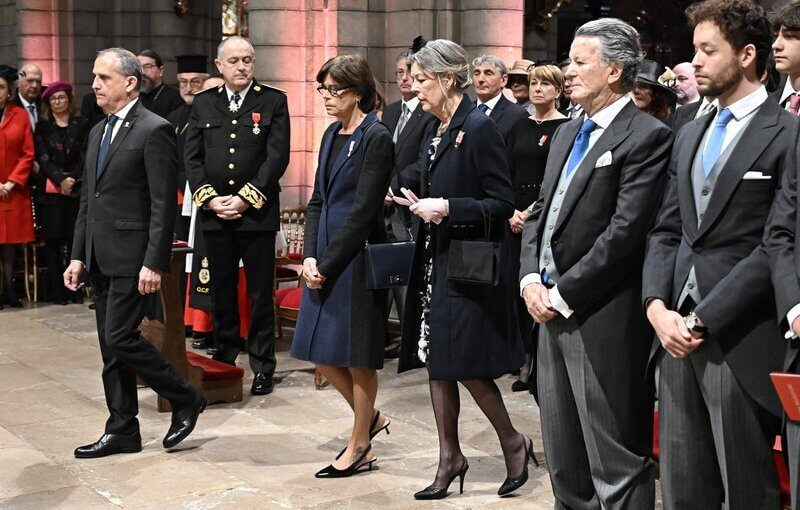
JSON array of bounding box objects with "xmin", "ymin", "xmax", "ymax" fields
[
  {"xmin": 65, "ymin": 47, "xmax": 205, "ymax": 459},
  {"xmin": 643, "ymin": 1, "xmax": 792, "ymax": 507},
  {"xmin": 472, "ymin": 55, "xmax": 528, "ymax": 142},
  {"xmin": 380, "ymin": 50, "xmax": 435, "ymax": 354},
  {"xmin": 184, "ymin": 36, "xmax": 291, "ymax": 396},
  {"xmin": 520, "ymin": 18, "xmax": 672, "ymax": 508}
]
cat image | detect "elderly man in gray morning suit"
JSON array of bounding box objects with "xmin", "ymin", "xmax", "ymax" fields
[{"xmin": 520, "ymin": 19, "xmax": 672, "ymax": 509}]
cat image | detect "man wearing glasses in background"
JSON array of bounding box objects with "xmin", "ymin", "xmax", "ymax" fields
[{"xmin": 137, "ymin": 49, "xmax": 183, "ymax": 119}]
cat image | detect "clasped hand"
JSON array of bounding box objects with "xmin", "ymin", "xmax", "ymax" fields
[
  {"xmin": 392, "ymin": 187, "xmax": 447, "ymax": 224},
  {"xmin": 522, "ymin": 283, "xmax": 558, "ymax": 324},
  {"xmin": 302, "ymin": 258, "xmax": 326, "ymax": 289},
  {"xmin": 208, "ymin": 195, "xmax": 249, "ymax": 220},
  {"xmin": 646, "ymin": 299, "xmax": 704, "ymax": 359},
  {"xmin": 0, "ymin": 181, "xmax": 15, "ymax": 201}
]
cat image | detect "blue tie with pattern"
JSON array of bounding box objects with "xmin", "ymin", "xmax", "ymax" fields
[
  {"xmin": 96, "ymin": 114, "xmax": 119, "ymax": 181},
  {"xmin": 702, "ymin": 108, "xmax": 734, "ymax": 177},
  {"xmin": 477, "ymin": 103, "xmax": 489, "ymax": 114},
  {"xmin": 566, "ymin": 119, "xmax": 598, "ymax": 177}
]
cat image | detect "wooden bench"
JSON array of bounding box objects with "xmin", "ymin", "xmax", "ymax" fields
[{"xmin": 140, "ymin": 243, "xmax": 243, "ymax": 412}]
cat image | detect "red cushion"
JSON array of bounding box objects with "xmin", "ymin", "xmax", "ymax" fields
[
  {"xmin": 276, "ymin": 266, "xmax": 300, "ymax": 278},
  {"xmin": 275, "ymin": 287, "xmax": 302, "ymax": 309},
  {"xmin": 186, "ymin": 352, "xmax": 244, "ymax": 381},
  {"xmin": 287, "ymin": 252, "xmax": 303, "ymax": 261}
]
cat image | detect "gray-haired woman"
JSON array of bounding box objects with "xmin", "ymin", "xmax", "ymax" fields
[{"xmin": 394, "ymin": 38, "xmax": 534, "ymax": 500}]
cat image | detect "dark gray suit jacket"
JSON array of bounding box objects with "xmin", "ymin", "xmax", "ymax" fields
[
  {"xmin": 766, "ymin": 122, "xmax": 800, "ymax": 374},
  {"xmin": 670, "ymin": 100, "xmax": 702, "ymax": 135},
  {"xmin": 643, "ymin": 97, "xmax": 794, "ymax": 417},
  {"xmin": 72, "ymin": 99, "xmax": 177, "ymax": 276},
  {"xmin": 520, "ymin": 100, "xmax": 673, "ymax": 450},
  {"xmin": 480, "ymin": 94, "xmax": 528, "ymax": 143}
]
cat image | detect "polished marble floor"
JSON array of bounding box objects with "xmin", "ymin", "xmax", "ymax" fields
[{"xmin": 0, "ymin": 302, "xmax": 662, "ymax": 509}]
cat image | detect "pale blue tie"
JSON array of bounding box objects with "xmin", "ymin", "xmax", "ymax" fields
[
  {"xmin": 566, "ymin": 119, "xmax": 598, "ymax": 177},
  {"xmin": 702, "ymin": 108, "xmax": 734, "ymax": 177}
]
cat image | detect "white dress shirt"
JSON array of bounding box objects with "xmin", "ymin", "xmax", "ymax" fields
[
  {"xmin": 101, "ymin": 98, "xmax": 139, "ymax": 143},
  {"xmin": 477, "ymin": 93, "xmax": 503, "ymax": 115},
  {"xmin": 779, "ymin": 79, "xmax": 800, "ymax": 111},
  {"xmin": 225, "ymin": 81, "xmax": 253, "ymax": 104},
  {"xmin": 519, "ymin": 95, "xmax": 632, "ymax": 318},
  {"xmin": 18, "ymin": 94, "xmax": 37, "ymax": 131},
  {"xmin": 701, "ymin": 86, "xmax": 766, "ymax": 156}
]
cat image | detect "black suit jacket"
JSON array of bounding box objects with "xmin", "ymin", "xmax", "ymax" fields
[
  {"xmin": 521, "ymin": 100, "xmax": 673, "ymax": 450},
  {"xmin": 72, "ymin": 99, "xmax": 177, "ymax": 276},
  {"xmin": 480, "ymin": 94, "xmax": 528, "ymax": 143},
  {"xmin": 643, "ymin": 97, "xmax": 794, "ymax": 417},
  {"xmin": 185, "ymin": 80, "xmax": 290, "ymax": 232},
  {"xmin": 670, "ymin": 100, "xmax": 702, "ymax": 135},
  {"xmin": 167, "ymin": 103, "xmax": 191, "ymax": 193},
  {"xmin": 382, "ymin": 100, "xmax": 436, "ymax": 196},
  {"xmin": 765, "ymin": 122, "xmax": 800, "ymax": 374}
]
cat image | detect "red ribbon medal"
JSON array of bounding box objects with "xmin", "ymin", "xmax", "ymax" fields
[{"xmin": 252, "ymin": 112, "xmax": 262, "ymax": 135}]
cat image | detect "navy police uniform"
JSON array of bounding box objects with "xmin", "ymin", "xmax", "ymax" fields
[{"xmin": 184, "ymin": 80, "xmax": 290, "ymax": 381}]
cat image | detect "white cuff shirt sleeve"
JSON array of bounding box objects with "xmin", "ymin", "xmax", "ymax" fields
[
  {"xmin": 520, "ymin": 272, "xmax": 541, "ymax": 297},
  {"xmin": 786, "ymin": 303, "xmax": 800, "ymax": 339},
  {"xmin": 549, "ymin": 284, "xmax": 574, "ymax": 318}
]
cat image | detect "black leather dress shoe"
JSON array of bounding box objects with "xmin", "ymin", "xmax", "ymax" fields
[
  {"xmin": 74, "ymin": 432, "xmax": 142, "ymax": 458},
  {"xmin": 191, "ymin": 337, "xmax": 211, "ymax": 349},
  {"xmin": 206, "ymin": 346, "xmax": 219, "ymax": 356},
  {"xmin": 163, "ymin": 395, "xmax": 207, "ymax": 449},
  {"xmin": 251, "ymin": 372, "xmax": 274, "ymax": 395}
]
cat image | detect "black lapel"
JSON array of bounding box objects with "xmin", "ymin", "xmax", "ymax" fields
[
  {"xmin": 231, "ymin": 81, "xmax": 262, "ymax": 120},
  {"xmin": 383, "ymin": 102, "xmax": 401, "ymax": 132},
  {"xmin": 395, "ymin": 103, "xmax": 424, "ymax": 149},
  {"xmin": 553, "ymin": 102, "xmax": 636, "ymax": 234},
  {"xmin": 429, "ymin": 96, "xmax": 473, "ymax": 169},
  {"xmin": 489, "ymin": 94, "xmax": 507, "ymax": 123},
  {"xmin": 85, "ymin": 121, "xmax": 104, "ymax": 189},
  {"xmin": 326, "ymin": 112, "xmax": 379, "ymax": 194},
  {"xmin": 696, "ymin": 100, "xmax": 783, "ymax": 239},
  {"xmin": 97, "ymin": 100, "xmax": 139, "ymax": 181}
]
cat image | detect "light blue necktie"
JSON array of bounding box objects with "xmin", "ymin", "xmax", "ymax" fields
[
  {"xmin": 96, "ymin": 114, "xmax": 118, "ymax": 181},
  {"xmin": 565, "ymin": 119, "xmax": 598, "ymax": 177},
  {"xmin": 702, "ymin": 108, "xmax": 734, "ymax": 177},
  {"xmin": 477, "ymin": 103, "xmax": 489, "ymax": 115}
]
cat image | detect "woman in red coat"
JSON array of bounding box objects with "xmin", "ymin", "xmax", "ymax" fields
[{"xmin": 0, "ymin": 65, "xmax": 35, "ymax": 308}]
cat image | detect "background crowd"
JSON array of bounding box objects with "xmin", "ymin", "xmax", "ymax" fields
[{"xmin": 1, "ymin": 0, "xmax": 800, "ymax": 507}]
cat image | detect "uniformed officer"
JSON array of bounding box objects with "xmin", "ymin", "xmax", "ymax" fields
[
  {"xmin": 167, "ymin": 54, "xmax": 208, "ymax": 242},
  {"xmin": 184, "ymin": 36, "xmax": 290, "ymax": 396}
]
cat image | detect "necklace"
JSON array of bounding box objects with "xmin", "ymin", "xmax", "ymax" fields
[{"xmin": 531, "ymin": 111, "xmax": 559, "ymax": 124}]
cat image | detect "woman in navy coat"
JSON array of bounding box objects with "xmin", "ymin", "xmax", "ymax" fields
[
  {"xmin": 290, "ymin": 54, "xmax": 393, "ymax": 479},
  {"xmin": 393, "ymin": 39, "xmax": 531, "ymax": 500}
]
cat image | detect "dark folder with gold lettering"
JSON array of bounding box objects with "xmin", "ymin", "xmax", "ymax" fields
[{"xmin": 770, "ymin": 372, "xmax": 800, "ymax": 421}]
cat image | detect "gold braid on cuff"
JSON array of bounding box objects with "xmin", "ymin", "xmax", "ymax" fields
[
  {"xmin": 237, "ymin": 183, "xmax": 267, "ymax": 210},
  {"xmin": 193, "ymin": 184, "xmax": 218, "ymax": 207}
]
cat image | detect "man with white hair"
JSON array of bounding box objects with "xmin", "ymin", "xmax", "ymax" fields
[
  {"xmin": 520, "ymin": 18, "xmax": 672, "ymax": 508},
  {"xmin": 11, "ymin": 62, "xmax": 42, "ymax": 130}
]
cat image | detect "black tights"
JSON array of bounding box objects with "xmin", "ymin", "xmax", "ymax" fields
[
  {"xmin": 1, "ymin": 244, "xmax": 17, "ymax": 298},
  {"xmin": 428, "ymin": 377, "xmax": 527, "ymax": 487}
]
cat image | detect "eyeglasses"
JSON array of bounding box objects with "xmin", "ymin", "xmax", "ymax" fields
[
  {"xmin": 395, "ymin": 69, "xmax": 410, "ymax": 79},
  {"xmin": 316, "ymin": 84, "xmax": 352, "ymax": 97},
  {"xmin": 49, "ymin": 95, "xmax": 69, "ymax": 102},
  {"xmin": 178, "ymin": 78, "xmax": 204, "ymax": 87},
  {"xmin": 141, "ymin": 63, "xmax": 159, "ymax": 70}
]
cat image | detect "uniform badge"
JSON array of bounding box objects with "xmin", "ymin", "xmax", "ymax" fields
[
  {"xmin": 229, "ymin": 100, "xmax": 240, "ymax": 113},
  {"xmin": 199, "ymin": 257, "xmax": 211, "ymax": 284},
  {"xmin": 252, "ymin": 112, "xmax": 261, "ymax": 135}
]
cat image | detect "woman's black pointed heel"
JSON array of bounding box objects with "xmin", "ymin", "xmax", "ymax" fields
[
  {"xmin": 335, "ymin": 410, "xmax": 391, "ymax": 460},
  {"xmin": 315, "ymin": 444, "xmax": 376, "ymax": 478},
  {"xmin": 413, "ymin": 458, "xmax": 469, "ymax": 500},
  {"xmin": 497, "ymin": 436, "xmax": 537, "ymax": 496}
]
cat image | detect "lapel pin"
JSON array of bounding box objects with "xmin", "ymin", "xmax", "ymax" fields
[
  {"xmin": 538, "ymin": 135, "xmax": 548, "ymax": 146},
  {"xmin": 251, "ymin": 112, "xmax": 261, "ymax": 135},
  {"xmin": 347, "ymin": 140, "xmax": 356, "ymax": 157},
  {"xmin": 124, "ymin": 121, "xmax": 130, "ymax": 128},
  {"xmin": 455, "ymin": 130, "xmax": 465, "ymax": 148}
]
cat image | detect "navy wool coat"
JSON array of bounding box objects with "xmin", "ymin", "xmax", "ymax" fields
[
  {"xmin": 291, "ymin": 112, "xmax": 393, "ymax": 369},
  {"xmin": 397, "ymin": 96, "xmax": 524, "ymax": 380}
]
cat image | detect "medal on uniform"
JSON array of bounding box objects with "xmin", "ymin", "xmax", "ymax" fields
[
  {"xmin": 229, "ymin": 99, "xmax": 240, "ymax": 113},
  {"xmin": 252, "ymin": 112, "xmax": 261, "ymax": 135}
]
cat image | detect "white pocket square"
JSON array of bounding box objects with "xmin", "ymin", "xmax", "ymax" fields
[
  {"xmin": 595, "ymin": 151, "xmax": 613, "ymax": 168},
  {"xmin": 742, "ymin": 171, "xmax": 771, "ymax": 180}
]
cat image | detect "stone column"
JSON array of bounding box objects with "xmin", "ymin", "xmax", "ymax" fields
[{"xmin": 249, "ymin": 0, "xmax": 524, "ymax": 205}]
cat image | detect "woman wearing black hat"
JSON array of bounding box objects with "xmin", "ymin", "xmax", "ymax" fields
[
  {"xmin": 632, "ymin": 59, "xmax": 677, "ymax": 123},
  {"xmin": 0, "ymin": 65, "xmax": 35, "ymax": 308},
  {"xmin": 33, "ymin": 80, "xmax": 89, "ymax": 304}
]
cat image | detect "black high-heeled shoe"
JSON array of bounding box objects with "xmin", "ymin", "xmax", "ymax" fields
[
  {"xmin": 335, "ymin": 410, "xmax": 391, "ymax": 460},
  {"xmin": 414, "ymin": 458, "xmax": 469, "ymax": 500},
  {"xmin": 315, "ymin": 444, "xmax": 376, "ymax": 479},
  {"xmin": 498, "ymin": 436, "xmax": 537, "ymax": 497}
]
